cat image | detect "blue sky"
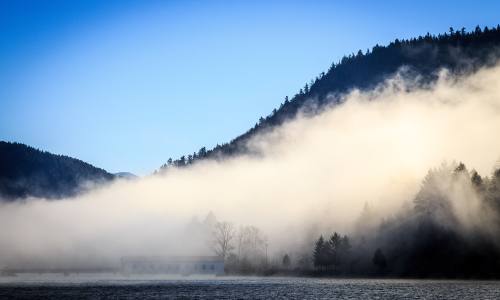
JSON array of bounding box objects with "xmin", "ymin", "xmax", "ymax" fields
[{"xmin": 1, "ymin": 0, "xmax": 499, "ymax": 175}]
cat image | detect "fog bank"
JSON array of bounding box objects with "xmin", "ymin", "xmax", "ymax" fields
[{"xmin": 2, "ymin": 64, "xmax": 500, "ymax": 268}]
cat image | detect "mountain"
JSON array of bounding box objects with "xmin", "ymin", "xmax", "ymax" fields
[
  {"xmin": 0, "ymin": 141, "xmax": 115, "ymax": 201},
  {"xmin": 160, "ymin": 25, "xmax": 500, "ymax": 170},
  {"xmin": 114, "ymin": 172, "xmax": 138, "ymax": 179}
]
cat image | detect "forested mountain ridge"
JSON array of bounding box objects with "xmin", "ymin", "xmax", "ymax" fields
[
  {"xmin": 0, "ymin": 141, "xmax": 115, "ymax": 200},
  {"xmin": 160, "ymin": 25, "xmax": 500, "ymax": 170}
]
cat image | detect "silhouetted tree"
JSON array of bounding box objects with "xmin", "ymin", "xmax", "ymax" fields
[
  {"xmin": 313, "ymin": 236, "xmax": 326, "ymax": 270},
  {"xmin": 338, "ymin": 235, "xmax": 352, "ymax": 271},
  {"xmin": 373, "ymin": 248, "xmax": 387, "ymax": 272},
  {"xmin": 282, "ymin": 254, "xmax": 291, "ymax": 269},
  {"xmin": 328, "ymin": 232, "xmax": 341, "ymax": 272},
  {"xmin": 198, "ymin": 147, "xmax": 207, "ymax": 158},
  {"xmin": 471, "ymin": 170, "xmax": 483, "ymax": 186}
]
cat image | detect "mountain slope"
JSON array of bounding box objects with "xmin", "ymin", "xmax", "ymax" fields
[
  {"xmin": 0, "ymin": 141, "xmax": 114, "ymax": 200},
  {"xmin": 160, "ymin": 26, "xmax": 500, "ymax": 170}
]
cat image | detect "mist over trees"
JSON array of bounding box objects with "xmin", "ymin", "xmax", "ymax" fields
[
  {"xmin": 186, "ymin": 212, "xmax": 270, "ymax": 274},
  {"xmin": 154, "ymin": 26, "xmax": 500, "ymax": 278},
  {"xmin": 367, "ymin": 162, "xmax": 500, "ymax": 278},
  {"xmin": 3, "ymin": 26, "xmax": 500, "ymax": 279},
  {"xmin": 156, "ymin": 28, "xmax": 500, "ymax": 278},
  {"xmin": 311, "ymin": 162, "xmax": 500, "ymax": 278},
  {"xmin": 159, "ymin": 25, "xmax": 500, "ymax": 171},
  {"xmin": 302, "ymin": 162, "xmax": 500, "ymax": 278},
  {"xmin": 200, "ymin": 161, "xmax": 500, "ymax": 279}
]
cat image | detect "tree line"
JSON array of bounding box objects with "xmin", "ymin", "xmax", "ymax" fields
[
  {"xmin": 308, "ymin": 162, "xmax": 500, "ymax": 278},
  {"xmin": 313, "ymin": 233, "xmax": 351, "ymax": 273},
  {"xmin": 205, "ymin": 161, "xmax": 500, "ymax": 278}
]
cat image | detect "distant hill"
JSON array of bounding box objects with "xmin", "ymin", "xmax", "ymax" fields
[
  {"xmin": 114, "ymin": 172, "xmax": 138, "ymax": 179},
  {"xmin": 0, "ymin": 141, "xmax": 114, "ymax": 201},
  {"xmin": 160, "ymin": 25, "xmax": 500, "ymax": 170}
]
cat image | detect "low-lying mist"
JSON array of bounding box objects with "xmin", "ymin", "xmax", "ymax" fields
[{"xmin": 2, "ymin": 63, "xmax": 500, "ymax": 272}]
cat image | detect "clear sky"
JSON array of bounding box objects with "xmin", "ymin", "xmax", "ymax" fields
[{"xmin": 1, "ymin": 0, "xmax": 499, "ymax": 175}]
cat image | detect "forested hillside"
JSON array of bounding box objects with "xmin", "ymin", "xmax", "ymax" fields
[
  {"xmin": 160, "ymin": 25, "xmax": 500, "ymax": 170},
  {"xmin": 0, "ymin": 141, "xmax": 114, "ymax": 200}
]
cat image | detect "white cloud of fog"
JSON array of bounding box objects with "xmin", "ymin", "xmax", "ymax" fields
[{"xmin": 2, "ymin": 64, "xmax": 500, "ymax": 269}]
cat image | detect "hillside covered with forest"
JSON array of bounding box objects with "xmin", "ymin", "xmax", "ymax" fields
[
  {"xmin": 160, "ymin": 25, "xmax": 500, "ymax": 170},
  {"xmin": 0, "ymin": 141, "xmax": 115, "ymax": 201}
]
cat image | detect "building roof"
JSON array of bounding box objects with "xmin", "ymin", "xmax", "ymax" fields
[{"xmin": 121, "ymin": 256, "xmax": 224, "ymax": 263}]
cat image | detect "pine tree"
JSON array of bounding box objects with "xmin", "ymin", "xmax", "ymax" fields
[
  {"xmin": 282, "ymin": 254, "xmax": 291, "ymax": 268},
  {"xmin": 313, "ymin": 236, "xmax": 325, "ymax": 270},
  {"xmin": 373, "ymin": 248, "xmax": 387, "ymax": 272},
  {"xmin": 328, "ymin": 232, "xmax": 341, "ymax": 272}
]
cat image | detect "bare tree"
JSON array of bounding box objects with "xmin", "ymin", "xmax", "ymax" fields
[
  {"xmin": 210, "ymin": 221, "xmax": 235, "ymax": 260},
  {"xmin": 237, "ymin": 225, "xmax": 267, "ymax": 260},
  {"xmin": 237, "ymin": 226, "xmax": 246, "ymax": 259}
]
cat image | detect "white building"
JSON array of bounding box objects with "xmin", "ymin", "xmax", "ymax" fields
[{"xmin": 121, "ymin": 256, "xmax": 224, "ymax": 276}]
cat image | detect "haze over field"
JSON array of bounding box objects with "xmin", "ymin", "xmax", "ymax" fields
[{"xmin": 2, "ymin": 62, "xmax": 500, "ymax": 270}]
